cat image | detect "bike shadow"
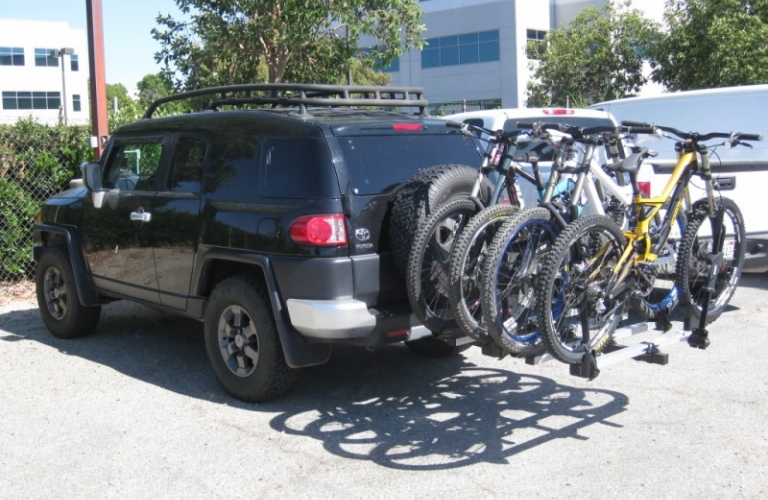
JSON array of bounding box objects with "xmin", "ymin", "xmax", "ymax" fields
[{"xmin": 0, "ymin": 301, "xmax": 628, "ymax": 470}]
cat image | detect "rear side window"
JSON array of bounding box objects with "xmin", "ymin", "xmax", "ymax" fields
[
  {"xmin": 503, "ymin": 116, "xmax": 616, "ymax": 162},
  {"xmin": 338, "ymin": 135, "xmax": 481, "ymax": 194},
  {"xmin": 166, "ymin": 136, "xmax": 208, "ymax": 193},
  {"xmin": 260, "ymin": 138, "xmax": 338, "ymax": 199}
]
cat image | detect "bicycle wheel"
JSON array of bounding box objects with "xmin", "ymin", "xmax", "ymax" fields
[
  {"xmin": 447, "ymin": 204, "xmax": 521, "ymax": 341},
  {"xmin": 481, "ymin": 207, "xmax": 558, "ymax": 355},
  {"xmin": 535, "ymin": 214, "xmax": 627, "ymax": 364},
  {"xmin": 407, "ymin": 198, "xmax": 478, "ymax": 332},
  {"xmin": 675, "ymin": 197, "xmax": 746, "ymax": 325},
  {"xmin": 629, "ymin": 213, "xmax": 687, "ymax": 321}
]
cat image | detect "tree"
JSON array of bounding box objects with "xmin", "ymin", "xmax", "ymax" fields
[
  {"xmin": 153, "ymin": 0, "xmax": 424, "ymax": 89},
  {"xmin": 651, "ymin": 0, "xmax": 768, "ymax": 91},
  {"xmin": 526, "ymin": 0, "xmax": 659, "ymax": 107},
  {"xmin": 106, "ymin": 83, "xmax": 141, "ymax": 130}
]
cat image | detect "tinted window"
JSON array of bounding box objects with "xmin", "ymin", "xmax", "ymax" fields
[
  {"xmin": 503, "ymin": 116, "xmax": 615, "ymax": 162},
  {"xmin": 103, "ymin": 137, "xmax": 165, "ymax": 191},
  {"xmin": 338, "ymin": 135, "xmax": 481, "ymax": 194},
  {"xmin": 261, "ymin": 138, "xmax": 338, "ymax": 199},
  {"xmin": 167, "ymin": 136, "xmax": 208, "ymax": 193},
  {"xmin": 205, "ymin": 136, "xmax": 261, "ymax": 201}
]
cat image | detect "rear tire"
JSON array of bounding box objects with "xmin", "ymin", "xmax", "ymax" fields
[
  {"xmin": 204, "ymin": 275, "xmax": 300, "ymax": 402},
  {"xmin": 448, "ymin": 204, "xmax": 521, "ymax": 341},
  {"xmin": 675, "ymin": 197, "xmax": 745, "ymax": 325},
  {"xmin": 35, "ymin": 247, "xmax": 101, "ymax": 339},
  {"xmin": 407, "ymin": 198, "xmax": 478, "ymax": 332},
  {"xmin": 390, "ymin": 164, "xmax": 492, "ymax": 279},
  {"xmin": 481, "ymin": 207, "xmax": 557, "ymax": 355}
]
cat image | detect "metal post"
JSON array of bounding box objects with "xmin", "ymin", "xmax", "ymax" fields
[
  {"xmin": 60, "ymin": 54, "xmax": 68, "ymax": 125},
  {"xmin": 346, "ymin": 25, "xmax": 353, "ymax": 85},
  {"xmin": 86, "ymin": 0, "xmax": 109, "ymax": 160}
]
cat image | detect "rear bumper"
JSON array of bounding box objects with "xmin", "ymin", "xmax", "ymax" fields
[{"xmin": 286, "ymin": 298, "xmax": 433, "ymax": 345}]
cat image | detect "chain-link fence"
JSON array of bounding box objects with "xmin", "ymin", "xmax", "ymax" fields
[{"xmin": 0, "ymin": 118, "xmax": 92, "ymax": 283}]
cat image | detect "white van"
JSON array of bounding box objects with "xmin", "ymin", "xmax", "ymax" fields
[{"xmin": 590, "ymin": 85, "xmax": 768, "ymax": 271}]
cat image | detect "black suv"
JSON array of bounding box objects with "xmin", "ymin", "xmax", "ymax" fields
[{"xmin": 33, "ymin": 84, "xmax": 481, "ymax": 401}]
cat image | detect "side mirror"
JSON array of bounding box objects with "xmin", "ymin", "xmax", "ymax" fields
[{"xmin": 80, "ymin": 162, "xmax": 106, "ymax": 208}]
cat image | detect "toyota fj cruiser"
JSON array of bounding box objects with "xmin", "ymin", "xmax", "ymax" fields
[{"xmin": 33, "ymin": 84, "xmax": 483, "ymax": 402}]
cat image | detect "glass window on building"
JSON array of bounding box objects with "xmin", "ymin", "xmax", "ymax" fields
[
  {"xmin": 34, "ymin": 48, "xmax": 59, "ymax": 67},
  {"xmin": 422, "ymin": 30, "xmax": 499, "ymax": 69},
  {"xmin": 526, "ymin": 29, "xmax": 548, "ymax": 59},
  {"xmin": 0, "ymin": 47, "xmax": 25, "ymax": 66},
  {"xmin": 71, "ymin": 54, "xmax": 79, "ymax": 71},
  {"xmin": 1, "ymin": 91, "xmax": 60, "ymax": 110},
  {"xmin": 73, "ymin": 94, "xmax": 81, "ymax": 112}
]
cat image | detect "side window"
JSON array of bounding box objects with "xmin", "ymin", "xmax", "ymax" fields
[
  {"xmin": 260, "ymin": 138, "xmax": 338, "ymax": 199},
  {"xmin": 167, "ymin": 136, "xmax": 208, "ymax": 193},
  {"xmin": 103, "ymin": 137, "xmax": 165, "ymax": 191}
]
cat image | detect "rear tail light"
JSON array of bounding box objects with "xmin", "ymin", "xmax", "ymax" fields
[
  {"xmin": 290, "ymin": 214, "xmax": 348, "ymax": 246},
  {"xmin": 637, "ymin": 181, "xmax": 651, "ymax": 197},
  {"xmin": 543, "ymin": 109, "xmax": 575, "ymax": 116}
]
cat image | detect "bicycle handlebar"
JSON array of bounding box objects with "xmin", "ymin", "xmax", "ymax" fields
[{"xmin": 620, "ymin": 120, "xmax": 763, "ymax": 143}]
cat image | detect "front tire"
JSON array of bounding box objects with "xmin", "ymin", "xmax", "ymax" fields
[
  {"xmin": 675, "ymin": 197, "xmax": 746, "ymax": 325},
  {"xmin": 35, "ymin": 247, "xmax": 101, "ymax": 339},
  {"xmin": 204, "ymin": 275, "xmax": 299, "ymax": 402}
]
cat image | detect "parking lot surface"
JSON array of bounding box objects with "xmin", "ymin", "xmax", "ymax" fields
[{"xmin": 2, "ymin": 276, "xmax": 768, "ymax": 499}]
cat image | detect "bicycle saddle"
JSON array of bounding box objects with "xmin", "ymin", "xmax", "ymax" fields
[{"xmin": 605, "ymin": 148, "xmax": 658, "ymax": 173}]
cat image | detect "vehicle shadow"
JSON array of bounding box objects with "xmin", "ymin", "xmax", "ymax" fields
[{"xmin": 0, "ymin": 301, "xmax": 628, "ymax": 470}]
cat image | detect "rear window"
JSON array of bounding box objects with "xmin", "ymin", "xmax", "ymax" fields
[
  {"xmin": 503, "ymin": 116, "xmax": 615, "ymax": 162},
  {"xmin": 337, "ymin": 135, "xmax": 480, "ymax": 194}
]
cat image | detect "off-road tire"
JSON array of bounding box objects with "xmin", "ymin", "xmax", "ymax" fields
[
  {"xmin": 481, "ymin": 207, "xmax": 556, "ymax": 355},
  {"xmin": 390, "ymin": 164, "xmax": 492, "ymax": 279},
  {"xmin": 407, "ymin": 198, "xmax": 478, "ymax": 332},
  {"xmin": 675, "ymin": 197, "xmax": 745, "ymax": 325},
  {"xmin": 204, "ymin": 275, "xmax": 300, "ymax": 402},
  {"xmin": 36, "ymin": 247, "xmax": 101, "ymax": 339},
  {"xmin": 535, "ymin": 215, "xmax": 626, "ymax": 364},
  {"xmin": 448, "ymin": 204, "xmax": 520, "ymax": 341}
]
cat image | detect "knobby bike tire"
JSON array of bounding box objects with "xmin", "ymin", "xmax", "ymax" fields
[
  {"xmin": 480, "ymin": 207, "xmax": 556, "ymax": 355},
  {"xmin": 675, "ymin": 197, "xmax": 746, "ymax": 325},
  {"xmin": 407, "ymin": 198, "xmax": 479, "ymax": 333},
  {"xmin": 447, "ymin": 204, "xmax": 521, "ymax": 341},
  {"xmin": 535, "ymin": 214, "xmax": 627, "ymax": 364}
]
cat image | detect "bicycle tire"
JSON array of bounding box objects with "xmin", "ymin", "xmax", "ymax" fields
[
  {"xmin": 447, "ymin": 204, "xmax": 521, "ymax": 341},
  {"xmin": 481, "ymin": 207, "xmax": 557, "ymax": 355},
  {"xmin": 390, "ymin": 164, "xmax": 492, "ymax": 280},
  {"xmin": 535, "ymin": 214, "xmax": 627, "ymax": 364},
  {"xmin": 407, "ymin": 198, "xmax": 479, "ymax": 332},
  {"xmin": 675, "ymin": 197, "xmax": 745, "ymax": 325}
]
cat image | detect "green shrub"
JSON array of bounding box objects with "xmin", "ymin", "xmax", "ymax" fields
[{"xmin": 0, "ymin": 118, "xmax": 93, "ymax": 281}]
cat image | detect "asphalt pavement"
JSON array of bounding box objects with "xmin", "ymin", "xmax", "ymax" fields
[{"xmin": 1, "ymin": 275, "xmax": 767, "ymax": 499}]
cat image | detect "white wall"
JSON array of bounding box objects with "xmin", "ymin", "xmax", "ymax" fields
[{"xmin": 0, "ymin": 19, "xmax": 90, "ymax": 125}]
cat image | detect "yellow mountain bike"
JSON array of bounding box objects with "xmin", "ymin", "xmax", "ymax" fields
[{"xmin": 535, "ymin": 121, "xmax": 762, "ymax": 365}]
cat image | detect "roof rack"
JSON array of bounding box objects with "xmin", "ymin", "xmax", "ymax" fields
[{"xmin": 142, "ymin": 83, "xmax": 429, "ymax": 119}]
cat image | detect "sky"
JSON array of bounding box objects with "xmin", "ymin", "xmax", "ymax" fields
[{"xmin": 3, "ymin": 0, "xmax": 183, "ymax": 91}]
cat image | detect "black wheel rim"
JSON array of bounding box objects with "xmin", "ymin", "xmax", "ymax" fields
[
  {"xmin": 44, "ymin": 266, "xmax": 68, "ymax": 320},
  {"xmin": 217, "ymin": 305, "xmax": 259, "ymax": 377}
]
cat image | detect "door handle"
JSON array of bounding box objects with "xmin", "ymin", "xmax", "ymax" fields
[{"xmin": 130, "ymin": 210, "xmax": 152, "ymax": 223}]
